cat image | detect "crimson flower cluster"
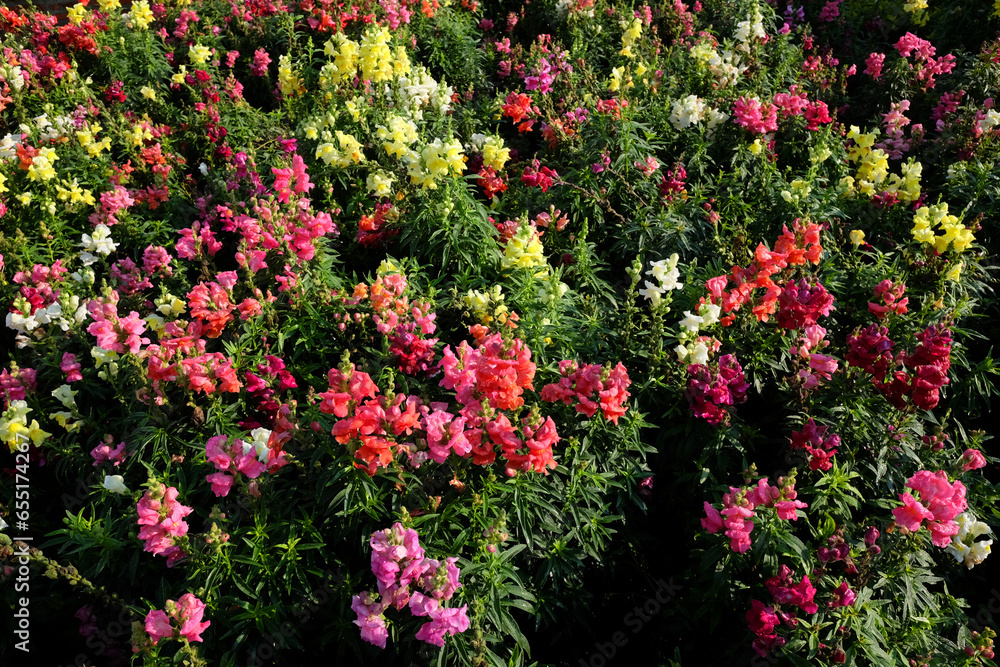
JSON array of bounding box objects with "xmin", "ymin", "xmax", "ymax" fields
[
  {"xmin": 685, "ymin": 353, "xmax": 749, "ymax": 425},
  {"xmin": 880, "ymin": 325, "xmax": 952, "ymax": 410},
  {"xmin": 845, "ymin": 323, "xmax": 895, "ymax": 382},
  {"xmin": 789, "ymin": 419, "xmax": 840, "ymax": 472},
  {"xmin": 775, "ymin": 279, "xmax": 835, "ymax": 330},
  {"xmin": 747, "ymin": 563, "xmax": 856, "ymax": 658}
]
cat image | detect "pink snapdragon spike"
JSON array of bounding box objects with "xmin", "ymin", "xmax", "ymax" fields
[
  {"xmin": 733, "ymin": 96, "xmax": 778, "ymax": 134},
  {"xmin": 144, "ymin": 610, "xmax": 173, "ymax": 645},
  {"xmin": 60, "ymin": 352, "xmax": 83, "ymax": 382},
  {"xmin": 703, "ymin": 476, "xmax": 806, "ymax": 553},
  {"xmin": 142, "ymin": 593, "xmax": 211, "ymax": 648},
  {"xmin": 892, "ymin": 470, "xmax": 967, "ymax": 547},
  {"xmin": 747, "ymin": 599, "xmax": 785, "ymax": 657},
  {"xmin": 91, "ymin": 437, "xmax": 127, "ymax": 467},
  {"xmin": 767, "ymin": 565, "xmax": 818, "ymax": 614},
  {"xmin": 353, "ymin": 523, "xmax": 469, "ymax": 649},
  {"xmin": 175, "ymin": 593, "xmax": 212, "ymax": 643},
  {"xmin": 540, "ymin": 360, "xmax": 632, "ymax": 424},
  {"xmin": 136, "ymin": 484, "xmax": 193, "ymax": 566}
]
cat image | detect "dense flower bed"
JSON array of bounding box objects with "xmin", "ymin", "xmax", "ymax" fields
[{"xmin": 1, "ymin": 0, "xmax": 999, "ymax": 665}]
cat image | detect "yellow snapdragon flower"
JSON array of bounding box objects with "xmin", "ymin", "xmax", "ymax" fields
[
  {"xmin": 912, "ymin": 203, "xmax": 975, "ymax": 253},
  {"xmin": 131, "ymin": 0, "xmax": 153, "ymax": 29},
  {"xmin": 481, "ymin": 136, "xmax": 510, "ymax": 171},
  {"xmin": 278, "ymin": 55, "xmax": 305, "ymax": 98},
  {"xmin": 55, "ymin": 178, "xmax": 96, "ymax": 207},
  {"xmin": 502, "ymin": 220, "xmax": 547, "ymax": 272},
  {"xmin": 67, "ymin": 2, "xmax": 88, "ymax": 24},
  {"xmin": 189, "ymin": 44, "xmax": 212, "ymax": 66},
  {"xmin": 620, "ymin": 18, "xmax": 642, "ymax": 58},
  {"xmin": 27, "ymin": 147, "xmax": 58, "ymax": 181},
  {"xmin": 377, "ymin": 116, "xmax": 419, "ymax": 159},
  {"xmin": 359, "ymin": 26, "xmax": 394, "ymax": 83},
  {"xmin": 366, "ymin": 171, "xmax": 394, "ymax": 197}
]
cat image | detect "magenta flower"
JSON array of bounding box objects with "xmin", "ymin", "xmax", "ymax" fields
[
  {"xmin": 175, "ymin": 593, "xmax": 211, "ymax": 643},
  {"xmin": 962, "ymin": 449, "xmax": 987, "ymax": 471},
  {"xmin": 144, "ymin": 610, "xmax": 173, "ymax": 645}
]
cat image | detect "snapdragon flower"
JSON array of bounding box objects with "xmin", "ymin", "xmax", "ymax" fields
[
  {"xmin": 638, "ymin": 254, "xmax": 682, "ymax": 308},
  {"xmin": 79, "ymin": 224, "xmax": 118, "ymax": 265},
  {"xmin": 945, "ymin": 513, "xmax": 993, "ymax": 569}
]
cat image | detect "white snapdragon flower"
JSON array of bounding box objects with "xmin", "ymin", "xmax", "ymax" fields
[
  {"xmin": 103, "ymin": 475, "xmax": 130, "ymax": 494},
  {"xmin": 669, "ymin": 95, "xmax": 707, "ymax": 130},
  {"xmin": 945, "ymin": 513, "xmax": 994, "ymax": 569},
  {"xmin": 52, "ymin": 384, "xmax": 78, "ymax": 409},
  {"xmin": 977, "ymin": 109, "xmax": 1000, "ymax": 135},
  {"xmin": 79, "ymin": 224, "xmax": 119, "ymax": 259},
  {"xmin": 247, "ymin": 427, "xmax": 273, "ymax": 463},
  {"xmin": 638, "ymin": 281, "xmax": 664, "ymax": 308},
  {"xmin": 679, "ymin": 311, "xmax": 704, "ymax": 332},
  {"xmin": 689, "ymin": 341, "xmax": 710, "ymax": 365},
  {"xmin": 700, "ymin": 303, "xmax": 722, "ymax": 327}
]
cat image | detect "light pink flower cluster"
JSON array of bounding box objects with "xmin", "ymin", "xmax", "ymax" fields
[
  {"xmin": 204, "ymin": 432, "xmax": 270, "ymax": 497},
  {"xmin": 271, "ymin": 153, "xmax": 313, "ymax": 204},
  {"xmin": 702, "ymin": 476, "xmax": 807, "ymax": 553},
  {"xmin": 61, "ymin": 352, "xmax": 82, "ymax": 382},
  {"xmin": 876, "ymin": 100, "xmax": 922, "ymax": 159},
  {"xmin": 251, "ymin": 48, "xmax": 271, "ymax": 76},
  {"xmin": 136, "ymin": 484, "xmax": 192, "ymax": 567},
  {"xmin": 771, "ymin": 86, "xmax": 832, "ymax": 131},
  {"xmin": 142, "ymin": 593, "xmax": 211, "ymax": 646},
  {"xmin": 89, "ymin": 185, "xmax": 134, "ymax": 227},
  {"xmin": 110, "ymin": 257, "xmax": 153, "ymax": 296},
  {"xmin": 790, "ymin": 324, "xmax": 838, "ymax": 391},
  {"xmin": 892, "ymin": 470, "xmax": 967, "ymax": 547},
  {"xmin": 894, "ymin": 32, "xmax": 956, "ymax": 90},
  {"xmin": 540, "ymin": 360, "xmax": 632, "ymax": 424},
  {"xmin": 962, "ymin": 448, "xmax": 987, "ymax": 471},
  {"xmin": 86, "ymin": 294, "xmax": 150, "ymax": 354},
  {"xmin": 352, "ymin": 523, "xmax": 470, "ymax": 649}
]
